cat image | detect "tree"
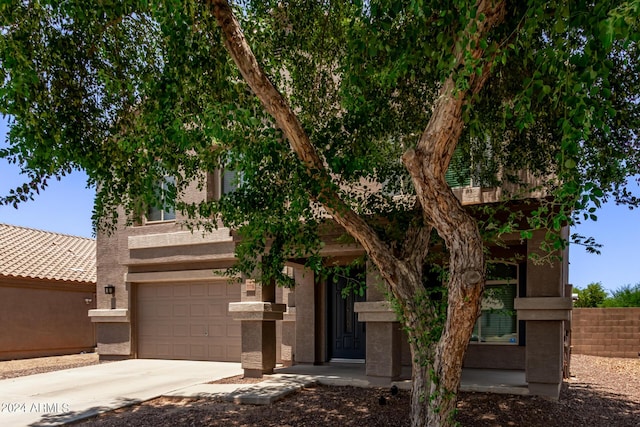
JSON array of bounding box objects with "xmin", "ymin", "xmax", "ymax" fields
[
  {"xmin": 1, "ymin": 1, "xmax": 639, "ymax": 426},
  {"xmin": 573, "ymin": 282, "xmax": 608, "ymax": 307},
  {"xmin": 602, "ymin": 283, "xmax": 640, "ymax": 307}
]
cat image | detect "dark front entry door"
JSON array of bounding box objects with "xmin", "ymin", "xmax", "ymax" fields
[{"xmin": 329, "ymin": 273, "xmax": 366, "ymax": 360}]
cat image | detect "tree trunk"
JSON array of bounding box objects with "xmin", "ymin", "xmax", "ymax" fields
[
  {"xmin": 410, "ymin": 359, "xmax": 431, "ymax": 427},
  {"xmin": 397, "ymin": 216, "xmax": 484, "ymax": 427},
  {"xmin": 400, "ymin": 93, "xmax": 486, "ymax": 427},
  {"xmin": 210, "ymin": 2, "xmax": 500, "ymax": 426}
]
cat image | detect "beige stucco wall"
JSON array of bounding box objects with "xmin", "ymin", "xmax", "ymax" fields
[
  {"xmin": 95, "ymin": 173, "xmax": 570, "ymax": 398},
  {"xmin": 0, "ymin": 278, "xmax": 96, "ymax": 361},
  {"xmin": 94, "ymin": 177, "xmax": 240, "ymax": 359}
]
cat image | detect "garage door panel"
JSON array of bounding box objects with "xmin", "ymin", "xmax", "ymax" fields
[
  {"xmin": 190, "ymin": 344, "xmax": 206, "ymax": 358},
  {"xmin": 156, "ymin": 324, "xmax": 171, "ymax": 337},
  {"xmin": 156, "ymin": 286, "xmax": 172, "ymax": 298},
  {"xmin": 137, "ymin": 282, "xmax": 241, "ymax": 362},
  {"xmin": 173, "ymin": 304, "xmax": 189, "ymax": 317},
  {"xmin": 190, "ymin": 284, "xmax": 206, "ymax": 296},
  {"xmin": 173, "ymin": 324, "xmax": 188, "ymax": 337},
  {"xmin": 173, "ymin": 344, "xmax": 188, "ymax": 358},
  {"xmin": 190, "ymin": 304, "xmax": 207, "ymax": 317},
  {"xmin": 190, "ymin": 324, "xmax": 207, "ymax": 337},
  {"xmin": 207, "ymin": 284, "xmax": 224, "ymax": 296},
  {"xmin": 139, "ymin": 325, "xmax": 153, "ymax": 337},
  {"xmin": 173, "ymin": 285, "xmax": 189, "ymax": 297},
  {"xmin": 208, "ymin": 344, "xmax": 226, "ymax": 360},
  {"xmin": 208, "ymin": 303, "xmax": 226, "ymax": 317},
  {"xmin": 156, "ymin": 304, "xmax": 172, "ymax": 317},
  {"xmin": 227, "ymin": 344, "xmax": 241, "ymax": 360},
  {"xmin": 156, "ymin": 344, "xmax": 171, "ymax": 356},
  {"xmin": 138, "ymin": 342, "xmax": 154, "ymax": 355},
  {"xmin": 228, "ymin": 324, "xmax": 241, "ymax": 337},
  {"xmin": 208, "ymin": 324, "xmax": 224, "ymax": 337},
  {"xmin": 137, "ymin": 304, "xmax": 152, "ymax": 319},
  {"xmin": 137, "ymin": 285, "xmax": 155, "ymax": 299}
]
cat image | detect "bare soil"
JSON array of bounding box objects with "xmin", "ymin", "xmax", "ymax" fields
[
  {"xmin": 0, "ymin": 353, "xmax": 100, "ymax": 380},
  {"xmin": 2, "ymin": 354, "xmax": 639, "ymax": 426}
]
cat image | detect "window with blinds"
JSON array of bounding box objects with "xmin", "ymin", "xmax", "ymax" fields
[
  {"xmin": 445, "ymin": 148, "xmax": 472, "ymax": 188},
  {"xmin": 471, "ymin": 263, "xmax": 518, "ymax": 345}
]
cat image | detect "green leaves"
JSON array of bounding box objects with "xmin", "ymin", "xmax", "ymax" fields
[{"xmin": 1, "ymin": 0, "xmax": 639, "ymax": 278}]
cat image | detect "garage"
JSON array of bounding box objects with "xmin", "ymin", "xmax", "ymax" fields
[{"xmin": 136, "ymin": 281, "xmax": 241, "ymax": 362}]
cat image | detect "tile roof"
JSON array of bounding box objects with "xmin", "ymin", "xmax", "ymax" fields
[{"xmin": 0, "ymin": 223, "xmax": 96, "ymax": 284}]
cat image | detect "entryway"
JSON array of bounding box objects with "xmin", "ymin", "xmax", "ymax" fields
[{"xmin": 328, "ymin": 272, "xmax": 366, "ymax": 361}]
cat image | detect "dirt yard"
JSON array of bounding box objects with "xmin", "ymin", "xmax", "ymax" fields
[{"xmin": 0, "ymin": 353, "xmax": 99, "ymax": 380}]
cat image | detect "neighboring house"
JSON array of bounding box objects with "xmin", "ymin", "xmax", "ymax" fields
[
  {"xmin": 92, "ymin": 170, "xmax": 572, "ymax": 399},
  {"xmin": 0, "ymin": 223, "xmax": 96, "ymax": 360}
]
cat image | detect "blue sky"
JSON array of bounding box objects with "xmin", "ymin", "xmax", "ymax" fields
[{"xmin": 1, "ymin": 120, "xmax": 638, "ymax": 294}]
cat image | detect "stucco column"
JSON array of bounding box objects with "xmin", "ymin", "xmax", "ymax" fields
[
  {"xmin": 280, "ymin": 288, "xmax": 296, "ymax": 367},
  {"xmin": 354, "ymin": 301, "xmax": 402, "ymax": 382},
  {"xmin": 293, "ymin": 267, "xmax": 316, "ymax": 364},
  {"xmin": 520, "ymin": 227, "xmax": 571, "ymax": 399},
  {"xmin": 229, "ymin": 279, "xmax": 285, "ymax": 377},
  {"xmin": 353, "ymin": 266, "xmax": 401, "ymax": 384}
]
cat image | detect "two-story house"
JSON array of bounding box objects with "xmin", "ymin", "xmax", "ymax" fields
[{"xmin": 90, "ymin": 168, "xmax": 572, "ymax": 399}]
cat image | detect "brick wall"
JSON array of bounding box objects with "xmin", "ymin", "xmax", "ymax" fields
[{"xmin": 572, "ymin": 308, "xmax": 640, "ymax": 358}]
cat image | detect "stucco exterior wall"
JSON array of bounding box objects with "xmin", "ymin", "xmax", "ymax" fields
[
  {"xmin": 572, "ymin": 308, "xmax": 640, "ymax": 358},
  {"xmin": 93, "ymin": 177, "xmax": 242, "ymax": 360},
  {"xmin": 464, "ymin": 345, "xmax": 526, "ymax": 369},
  {"xmin": 0, "ymin": 278, "xmax": 96, "ymax": 360},
  {"xmin": 94, "ymin": 174, "xmax": 570, "ymax": 399}
]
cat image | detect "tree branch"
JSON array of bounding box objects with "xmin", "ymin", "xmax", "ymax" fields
[
  {"xmin": 209, "ymin": 0, "xmax": 405, "ymax": 286},
  {"xmin": 413, "ymin": 0, "xmax": 506, "ymax": 177}
]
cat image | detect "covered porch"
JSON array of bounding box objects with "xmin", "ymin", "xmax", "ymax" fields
[{"xmin": 275, "ymin": 363, "xmax": 528, "ymax": 396}]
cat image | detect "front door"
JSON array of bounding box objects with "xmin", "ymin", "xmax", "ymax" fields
[{"xmin": 329, "ymin": 273, "xmax": 366, "ymax": 360}]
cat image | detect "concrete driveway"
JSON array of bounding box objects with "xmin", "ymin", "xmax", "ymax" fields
[{"xmin": 0, "ymin": 359, "xmax": 243, "ymax": 427}]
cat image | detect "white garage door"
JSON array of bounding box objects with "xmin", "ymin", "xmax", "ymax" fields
[{"xmin": 137, "ymin": 281, "xmax": 241, "ymax": 362}]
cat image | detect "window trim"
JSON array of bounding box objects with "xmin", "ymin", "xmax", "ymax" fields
[{"xmin": 208, "ymin": 168, "xmax": 242, "ymax": 201}]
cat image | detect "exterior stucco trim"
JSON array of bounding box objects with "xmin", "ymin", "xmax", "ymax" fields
[
  {"xmin": 515, "ymin": 297, "xmax": 572, "ymax": 321},
  {"xmin": 354, "ymin": 301, "xmax": 399, "ymax": 322},
  {"xmin": 125, "ymin": 269, "xmax": 235, "ymax": 283},
  {"xmin": 128, "ymin": 229, "xmax": 233, "ymax": 250},
  {"xmin": 88, "ymin": 309, "xmax": 130, "ymax": 322}
]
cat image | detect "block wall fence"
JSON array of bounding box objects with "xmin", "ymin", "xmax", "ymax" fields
[{"xmin": 571, "ymin": 308, "xmax": 640, "ymax": 358}]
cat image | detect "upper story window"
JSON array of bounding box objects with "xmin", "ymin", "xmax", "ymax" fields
[
  {"xmin": 446, "ymin": 144, "xmax": 499, "ymax": 189},
  {"xmin": 471, "ymin": 263, "xmax": 518, "ymax": 345},
  {"xmin": 207, "ymin": 168, "xmax": 243, "ymax": 201},
  {"xmin": 221, "ymin": 169, "xmax": 242, "ymax": 195},
  {"xmin": 147, "ymin": 176, "xmax": 176, "ymax": 222},
  {"xmin": 445, "ymin": 154, "xmax": 472, "ymax": 188}
]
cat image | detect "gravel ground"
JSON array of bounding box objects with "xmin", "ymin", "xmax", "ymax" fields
[
  {"xmin": 2, "ymin": 354, "xmax": 638, "ymax": 426},
  {"xmin": 0, "ymin": 353, "xmax": 100, "ymax": 380}
]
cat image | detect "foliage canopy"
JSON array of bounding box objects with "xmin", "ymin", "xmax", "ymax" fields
[
  {"xmin": 573, "ymin": 282, "xmax": 609, "ymax": 307},
  {"xmin": 2, "ymin": 1, "xmax": 639, "ymax": 426},
  {"xmin": 602, "ymin": 283, "xmax": 640, "ymax": 307},
  {"xmin": 1, "ymin": 2, "xmax": 638, "ymax": 267}
]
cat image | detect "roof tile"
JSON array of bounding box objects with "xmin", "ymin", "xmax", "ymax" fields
[{"xmin": 0, "ymin": 223, "xmax": 96, "ymax": 284}]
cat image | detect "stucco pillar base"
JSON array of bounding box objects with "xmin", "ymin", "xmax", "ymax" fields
[
  {"xmin": 525, "ymin": 321, "xmax": 564, "ymax": 399},
  {"xmin": 95, "ymin": 323, "xmax": 131, "ymax": 358},
  {"xmin": 365, "ymin": 322, "xmax": 402, "ymax": 382},
  {"xmin": 229, "ymin": 302, "xmax": 286, "ymax": 377},
  {"xmin": 354, "ymin": 301, "xmax": 401, "ymax": 382},
  {"xmin": 281, "ymin": 307, "xmax": 296, "ymax": 367},
  {"xmin": 240, "ymin": 321, "xmax": 277, "ymax": 377},
  {"xmin": 528, "ymin": 382, "xmax": 562, "ymax": 400}
]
